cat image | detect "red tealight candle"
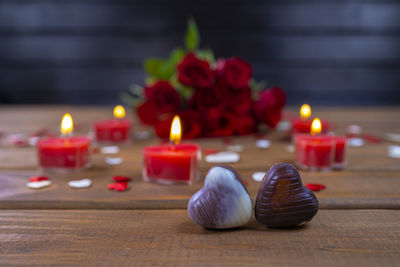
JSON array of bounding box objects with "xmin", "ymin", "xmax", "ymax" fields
[
  {"xmin": 295, "ymin": 118, "xmax": 347, "ymax": 171},
  {"xmin": 37, "ymin": 113, "xmax": 91, "ymax": 172},
  {"xmin": 94, "ymin": 105, "xmax": 132, "ymax": 143},
  {"xmin": 292, "ymin": 104, "xmax": 329, "ymax": 133},
  {"xmin": 143, "ymin": 115, "xmax": 201, "ymax": 185}
]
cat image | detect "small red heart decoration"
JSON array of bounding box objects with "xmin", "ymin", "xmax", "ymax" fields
[
  {"xmin": 113, "ymin": 176, "xmax": 131, "ymax": 183},
  {"xmin": 108, "ymin": 182, "xmax": 128, "ymax": 192},
  {"xmin": 29, "ymin": 176, "xmax": 49, "ymax": 182},
  {"xmin": 305, "ymin": 183, "xmax": 326, "ymax": 191}
]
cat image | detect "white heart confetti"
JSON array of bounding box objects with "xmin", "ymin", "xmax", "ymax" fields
[
  {"xmin": 286, "ymin": 145, "xmax": 295, "ymax": 153},
  {"xmin": 105, "ymin": 157, "xmax": 123, "ymax": 165},
  {"xmin": 346, "ymin": 124, "xmax": 362, "ymax": 135},
  {"xmin": 386, "ymin": 133, "xmax": 400, "ymax": 143},
  {"xmin": 205, "ymin": 152, "xmax": 240, "ymax": 163},
  {"xmin": 255, "ymin": 139, "xmax": 270, "ymax": 149},
  {"xmin": 226, "ymin": 144, "xmax": 243, "ymax": 152},
  {"xmin": 68, "ymin": 178, "xmax": 92, "ymax": 188},
  {"xmin": 388, "ymin": 146, "xmax": 400, "ymax": 159},
  {"xmin": 101, "ymin": 146, "xmax": 120, "ymax": 154},
  {"xmin": 252, "ymin": 172, "xmax": 265, "ymax": 182},
  {"xmin": 348, "ymin": 138, "xmax": 364, "ymax": 147},
  {"xmin": 27, "ymin": 180, "xmax": 51, "ymax": 189}
]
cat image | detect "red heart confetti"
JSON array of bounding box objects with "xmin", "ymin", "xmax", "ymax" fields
[
  {"xmin": 305, "ymin": 183, "xmax": 326, "ymax": 192},
  {"xmin": 362, "ymin": 134, "xmax": 382, "ymax": 144},
  {"xmin": 108, "ymin": 182, "xmax": 128, "ymax": 192},
  {"xmin": 113, "ymin": 176, "xmax": 131, "ymax": 183},
  {"xmin": 91, "ymin": 147, "xmax": 100, "ymax": 154},
  {"xmin": 29, "ymin": 176, "xmax": 49, "ymax": 182}
]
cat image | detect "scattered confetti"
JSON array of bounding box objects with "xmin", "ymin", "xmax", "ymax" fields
[
  {"xmin": 386, "ymin": 133, "xmax": 400, "ymax": 143},
  {"xmin": 305, "ymin": 184, "xmax": 326, "ymax": 192},
  {"xmin": 68, "ymin": 178, "xmax": 92, "ymax": 188},
  {"xmin": 108, "ymin": 182, "xmax": 128, "ymax": 192},
  {"xmin": 362, "ymin": 134, "xmax": 381, "ymax": 144},
  {"xmin": 226, "ymin": 144, "xmax": 243, "ymax": 152},
  {"xmin": 113, "ymin": 176, "xmax": 131, "ymax": 182},
  {"xmin": 346, "ymin": 124, "xmax": 362, "ymax": 135},
  {"xmin": 6, "ymin": 134, "xmax": 28, "ymax": 146},
  {"xmin": 101, "ymin": 146, "xmax": 120, "ymax": 154},
  {"xmin": 203, "ymin": 148, "xmax": 218, "ymax": 155},
  {"xmin": 348, "ymin": 138, "xmax": 364, "ymax": 147},
  {"xmin": 28, "ymin": 137, "xmax": 39, "ymax": 146},
  {"xmin": 91, "ymin": 147, "xmax": 101, "ymax": 154},
  {"xmin": 27, "ymin": 180, "xmax": 52, "ymax": 189},
  {"xmin": 105, "ymin": 157, "xmax": 123, "ymax": 165},
  {"xmin": 29, "ymin": 176, "xmax": 48, "ymax": 182},
  {"xmin": 252, "ymin": 172, "xmax": 265, "ymax": 182},
  {"xmin": 205, "ymin": 152, "xmax": 240, "ymax": 163},
  {"xmin": 388, "ymin": 146, "xmax": 400, "ymax": 159},
  {"xmin": 255, "ymin": 139, "xmax": 270, "ymax": 149},
  {"xmin": 135, "ymin": 130, "xmax": 151, "ymax": 140},
  {"xmin": 286, "ymin": 145, "xmax": 295, "ymax": 153}
]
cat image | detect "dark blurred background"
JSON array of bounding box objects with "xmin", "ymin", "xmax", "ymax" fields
[{"xmin": 0, "ymin": 0, "xmax": 400, "ymax": 105}]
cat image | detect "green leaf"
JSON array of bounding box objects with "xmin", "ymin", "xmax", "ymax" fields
[
  {"xmin": 169, "ymin": 48, "xmax": 185, "ymax": 65},
  {"xmin": 195, "ymin": 49, "xmax": 215, "ymax": 63},
  {"xmin": 158, "ymin": 61, "xmax": 175, "ymax": 80},
  {"xmin": 184, "ymin": 18, "xmax": 199, "ymax": 51},
  {"xmin": 144, "ymin": 58, "xmax": 164, "ymax": 78}
]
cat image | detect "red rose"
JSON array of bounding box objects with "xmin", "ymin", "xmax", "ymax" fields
[
  {"xmin": 226, "ymin": 86, "xmax": 253, "ymax": 116},
  {"xmin": 203, "ymin": 112, "xmax": 235, "ymax": 137},
  {"xmin": 177, "ymin": 52, "xmax": 214, "ymax": 88},
  {"xmin": 220, "ymin": 57, "xmax": 252, "ymax": 89},
  {"xmin": 235, "ymin": 115, "xmax": 256, "ymax": 135},
  {"xmin": 254, "ymin": 87, "xmax": 286, "ymax": 128},
  {"xmin": 136, "ymin": 100, "xmax": 158, "ymax": 125},
  {"xmin": 137, "ymin": 81, "xmax": 181, "ymax": 125},
  {"xmin": 155, "ymin": 111, "xmax": 201, "ymax": 139}
]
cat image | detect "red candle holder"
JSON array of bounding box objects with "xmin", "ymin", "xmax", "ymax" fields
[
  {"xmin": 292, "ymin": 119, "xmax": 329, "ymax": 134},
  {"xmin": 143, "ymin": 143, "xmax": 201, "ymax": 185},
  {"xmin": 294, "ymin": 134, "xmax": 347, "ymax": 171},
  {"xmin": 94, "ymin": 119, "xmax": 132, "ymax": 144},
  {"xmin": 37, "ymin": 136, "xmax": 91, "ymax": 173}
]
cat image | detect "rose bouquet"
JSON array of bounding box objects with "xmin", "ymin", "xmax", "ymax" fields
[{"xmin": 122, "ymin": 19, "xmax": 286, "ymax": 139}]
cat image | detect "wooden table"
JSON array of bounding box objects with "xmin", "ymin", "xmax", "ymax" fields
[{"xmin": 1, "ymin": 106, "xmax": 400, "ymax": 266}]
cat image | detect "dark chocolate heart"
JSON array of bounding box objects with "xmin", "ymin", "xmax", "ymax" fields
[
  {"xmin": 255, "ymin": 163, "xmax": 319, "ymax": 228},
  {"xmin": 187, "ymin": 164, "xmax": 253, "ymax": 229}
]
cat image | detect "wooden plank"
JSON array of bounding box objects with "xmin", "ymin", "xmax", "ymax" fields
[
  {"xmin": 1, "ymin": 167, "xmax": 400, "ymax": 210},
  {"xmin": 1, "ymin": 2, "xmax": 399, "ymax": 32},
  {"xmin": 0, "ymin": 209, "xmax": 399, "ymax": 266},
  {"xmin": 0, "ymin": 67, "xmax": 399, "ymax": 105}
]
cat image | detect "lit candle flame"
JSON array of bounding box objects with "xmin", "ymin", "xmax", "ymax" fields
[
  {"xmin": 311, "ymin": 118, "xmax": 321, "ymax": 135},
  {"xmin": 61, "ymin": 113, "xmax": 73, "ymax": 135},
  {"xmin": 300, "ymin": 104, "xmax": 311, "ymax": 120},
  {"xmin": 113, "ymin": 105, "xmax": 125, "ymax": 119},
  {"xmin": 170, "ymin": 115, "xmax": 181, "ymax": 145}
]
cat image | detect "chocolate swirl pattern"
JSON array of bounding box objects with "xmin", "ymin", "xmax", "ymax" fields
[
  {"xmin": 255, "ymin": 163, "xmax": 319, "ymax": 228},
  {"xmin": 188, "ymin": 165, "xmax": 253, "ymax": 229}
]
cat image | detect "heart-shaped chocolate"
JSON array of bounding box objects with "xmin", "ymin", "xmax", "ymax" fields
[
  {"xmin": 188, "ymin": 165, "xmax": 253, "ymax": 229},
  {"xmin": 255, "ymin": 163, "xmax": 319, "ymax": 228}
]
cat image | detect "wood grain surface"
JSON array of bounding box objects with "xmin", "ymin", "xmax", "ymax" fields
[
  {"xmin": 0, "ymin": 106, "xmax": 399, "ymax": 210},
  {"xmin": 0, "ymin": 209, "xmax": 399, "ymax": 266}
]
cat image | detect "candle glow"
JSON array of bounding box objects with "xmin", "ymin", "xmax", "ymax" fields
[
  {"xmin": 61, "ymin": 113, "xmax": 73, "ymax": 135},
  {"xmin": 113, "ymin": 105, "xmax": 126, "ymax": 119},
  {"xmin": 300, "ymin": 104, "xmax": 311, "ymax": 120},
  {"xmin": 311, "ymin": 118, "xmax": 322, "ymax": 136},
  {"xmin": 170, "ymin": 115, "xmax": 181, "ymax": 145}
]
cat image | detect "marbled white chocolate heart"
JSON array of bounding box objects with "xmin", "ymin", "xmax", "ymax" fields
[
  {"xmin": 188, "ymin": 165, "xmax": 253, "ymax": 229},
  {"xmin": 255, "ymin": 163, "xmax": 319, "ymax": 228}
]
